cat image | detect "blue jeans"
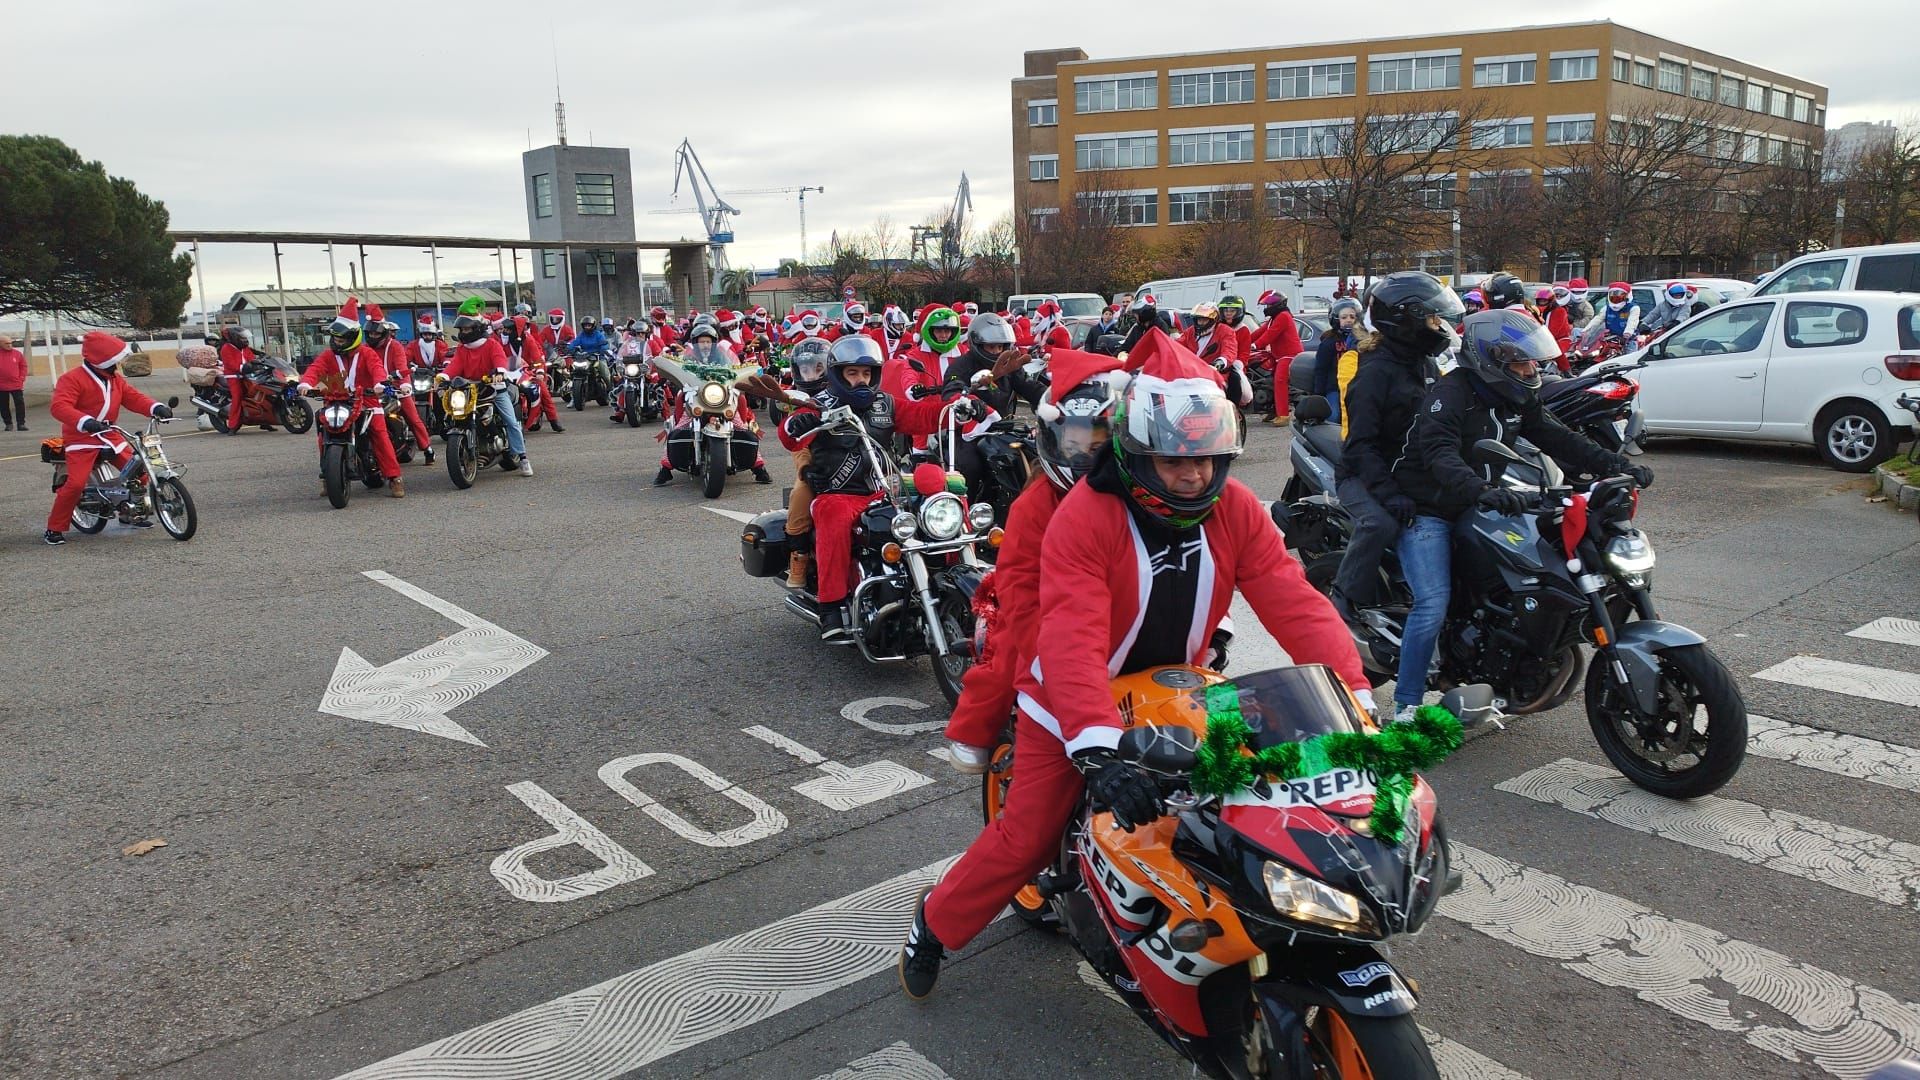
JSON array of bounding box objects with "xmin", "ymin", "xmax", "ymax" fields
[
  {"xmin": 496, "ymin": 385, "xmax": 526, "ymax": 457},
  {"xmin": 1394, "ymin": 514, "xmax": 1456, "ymax": 707}
]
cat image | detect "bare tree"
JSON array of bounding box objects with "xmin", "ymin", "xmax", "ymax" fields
[
  {"xmin": 1270, "ymin": 95, "xmax": 1501, "ymax": 282},
  {"xmin": 1840, "ymin": 122, "xmax": 1920, "ymax": 246},
  {"xmin": 1172, "ymin": 186, "xmax": 1273, "ymax": 276},
  {"xmin": 1017, "ymin": 169, "xmax": 1147, "ymax": 298},
  {"xmin": 1460, "ymin": 171, "xmax": 1542, "ymax": 275},
  {"xmin": 970, "ymin": 212, "xmax": 1020, "ymax": 302}
]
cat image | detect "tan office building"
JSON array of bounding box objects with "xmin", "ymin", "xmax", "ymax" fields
[{"xmin": 1011, "ymin": 21, "xmax": 1827, "ymax": 277}]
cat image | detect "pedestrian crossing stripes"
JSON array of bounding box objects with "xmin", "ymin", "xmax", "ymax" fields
[
  {"xmin": 811, "ymin": 1043, "xmax": 952, "ymax": 1080},
  {"xmin": 1496, "ymin": 758, "xmax": 1920, "ymax": 910},
  {"xmin": 1746, "ymin": 714, "xmax": 1920, "ymax": 795},
  {"xmin": 1847, "ymin": 617, "xmax": 1920, "ymax": 649},
  {"xmin": 1441, "ymin": 843, "xmax": 1920, "ymax": 1079},
  {"xmin": 1753, "ymin": 655, "xmax": 1920, "ymax": 708}
]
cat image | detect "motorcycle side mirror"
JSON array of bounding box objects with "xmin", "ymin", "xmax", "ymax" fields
[
  {"xmin": 1115, "ymin": 722, "xmax": 1199, "ymax": 775},
  {"xmin": 1474, "ymin": 438, "xmax": 1525, "ymax": 463},
  {"xmin": 167, "ymin": 396, "xmax": 180, "ymax": 408},
  {"xmin": 1438, "ymin": 684, "xmax": 1500, "ymax": 729}
]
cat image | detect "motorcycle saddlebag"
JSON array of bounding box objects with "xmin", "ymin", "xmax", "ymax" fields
[
  {"xmin": 665, "ymin": 425, "xmax": 696, "ymax": 471},
  {"xmin": 740, "ymin": 509, "xmax": 791, "ymax": 577},
  {"xmin": 729, "ymin": 428, "xmax": 761, "ymax": 470}
]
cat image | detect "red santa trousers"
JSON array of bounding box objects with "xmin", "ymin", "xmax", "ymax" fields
[
  {"xmin": 48, "ymin": 447, "xmax": 131, "ymax": 532},
  {"xmin": 810, "ymin": 492, "xmax": 876, "ymax": 604}
]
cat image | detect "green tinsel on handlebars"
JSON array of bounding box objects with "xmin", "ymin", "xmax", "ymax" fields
[{"xmin": 1189, "ymin": 683, "xmax": 1464, "ymax": 844}]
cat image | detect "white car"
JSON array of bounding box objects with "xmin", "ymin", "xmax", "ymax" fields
[
  {"xmin": 1596, "ymin": 290, "xmax": 1920, "ymax": 471},
  {"xmin": 1754, "ymin": 242, "xmax": 1920, "ymax": 297}
]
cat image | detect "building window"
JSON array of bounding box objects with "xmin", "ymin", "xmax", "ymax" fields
[
  {"xmin": 1074, "ymin": 76, "xmax": 1156, "ymax": 113},
  {"xmin": 1766, "ymin": 137, "xmax": 1788, "ymax": 165},
  {"xmin": 1551, "ymin": 254, "xmax": 1588, "ymax": 280},
  {"xmin": 1612, "ymin": 55, "xmax": 1630, "ymax": 82},
  {"xmin": 1719, "ymin": 76, "xmax": 1744, "ymax": 108},
  {"xmin": 584, "ymin": 249, "xmax": 616, "ymax": 277},
  {"xmin": 1689, "ymin": 67, "xmax": 1715, "ymax": 100},
  {"xmin": 1815, "ymin": 104, "xmax": 1826, "ymax": 127},
  {"xmin": 1386, "ymin": 113, "xmax": 1459, "ymax": 153},
  {"xmin": 1769, "ymin": 90, "xmax": 1791, "ymax": 119},
  {"xmin": 1746, "ymin": 82, "xmax": 1766, "ymax": 112},
  {"xmin": 1545, "ymin": 117, "xmax": 1595, "ymax": 145},
  {"xmin": 1169, "ymin": 68, "xmax": 1254, "ymax": 106},
  {"xmin": 1168, "ymin": 188, "xmax": 1252, "ymax": 224},
  {"xmin": 1549, "ymin": 53, "xmax": 1598, "ymax": 82},
  {"xmin": 1468, "ymin": 171, "xmax": 1532, "ymax": 202},
  {"xmin": 540, "ymin": 249, "xmax": 556, "ymax": 278},
  {"xmin": 1368, "ymin": 52, "xmax": 1460, "ymax": 93},
  {"xmin": 1269, "ymin": 59, "xmax": 1356, "ymax": 99},
  {"xmin": 1633, "ymin": 60, "xmax": 1656, "ymax": 88},
  {"xmin": 1027, "ymin": 208, "xmax": 1058, "ymax": 233},
  {"xmin": 1074, "ymin": 133, "xmax": 1156, "ymax": 170},
  {"xmin": 1076, "ymin": 191, "xmax": 1157, "ymax": 226},
  {"xmin": 1168, "ymin": 128, "xmax": 1255, "ymax": 165},
  {"xmin": 1472, "ymin": 57, "xmax": 1535, "ymax": 87},
  {"xmin": 1471, "ymin": 118, "xmax": 1533, "ymax": 149},
  {"xmin": 532, "ymin": 173, "xmax": 553, "ymax": 218},
  {"xmin": 575, "ymin": 173, "xmax": 615, "ymax": 215},
  {"xmin": 1026, "ymin": 99, "xmax": 1057, "ymax": 126},
  {"xmin": 1715, "ymin": 128, "xmax": 1741, "ymax": 161},
  {"xmin": 1741, "ymin": 131, "xmax": 1763, "ymax": 163},
  {"xmin": 1658, "ymin": 59, "xmax": 1686, "ymax": 93},
  {"xmin": 1406, "ymin": 175, "xmax": 1457, "ymax": 211},
  {"xmin": 1543, "ymin": 169, "xmax": 1583, "ymax": 196},
  {"xmin": 1792, "ymin": 95, "xmax": 1812, "ymax": 123},
  {"xmin": 1265, "ymin": 182, "xmax": 1309, "ymax": 216},
  {"xmin": 1267, "ymin": 120, "xmax": 1352, "ymax": 160},
  {"xmin": 1027, "ymin": 155, "xmax": 1059, "ymax": 181}
]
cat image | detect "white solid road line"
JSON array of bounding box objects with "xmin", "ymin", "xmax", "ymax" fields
[
  {"xmin": 810, "ymin": 1042, "xmax": 953, "ymax": 1080},
  {"xmin": 336, "ymin": 858, "xmax": 953, "ymax": 1080},
  {"xmin": 1497, "ymin": 759, "xmax": 1920, "ymax": 910},
  {"xmin": 1443, "ymin": 843, "xmax": 1920, "ymax": 1079},
  {"xmin": 1746, "ymin": 714, "xmax": 1920, "ymax": 796},
  {"xmin": 1753, "ymin": 655, "xmax": 1920, "ymax": 709},
  {"xmin": 1849, "ymin": 617, "xmax": 1920, "ymax": 649}
]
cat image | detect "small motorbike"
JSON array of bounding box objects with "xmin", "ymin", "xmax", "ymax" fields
[
  {"xmin": 566, "ymin": 345, "xmax": 612, "ymax": 410},
  {"xmin": 520, "ymin": 362, "xmax": 555, "ymax": 432},
  {"xmin": 43, "ymin": 396, "xmax": 197, "ymax": 540},
  {"xmin": 655, "ymin": 352, "xmax": 762, "ymax": 499},
  {"xmin": 439, "ymin": 375, "xmax": 518, "ymax": 489},
  {"xmin": 739, "ymin": 396, "xmax": 991, "ymax": 704},
  {"xmin": 312, "ymin": 389, "xmax": 392, "ymax": 509},
  {"xmin": 380, "ymin": 384, "xmax": 421, "ymax": 463},
  {"xmin": 613, "ymin": 355, "xmax": 665, "ymax": 426},
  {"xmin": 191, "ymin": 356, "xmax": 314, "ymax": 434},
  {"xmin": 985, "ymin": 663, "xmax": 1476, "ymax": 1079}
]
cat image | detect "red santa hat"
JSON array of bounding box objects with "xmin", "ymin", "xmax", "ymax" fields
[
  {"xmin": 1121, "ymin": 328, "xmax": 1224, "ymax": 388},
  {"xmin": 327, "ymin": 296, "xmax": 362, "ymax": 335},
  {"xmin": 365, "ymin": 303, "xmax": 386, "ymax": 322},
  {"xmin": 417, "ymin": 315, "xmax": 439, "ymax": 333},
  {"xmin": 81, "ymin": 330, "xmax": 132, "ymax": 368},
  {"xmin": 1034, "ymin": 348, "xmax": 1129, "ymax": 422}
]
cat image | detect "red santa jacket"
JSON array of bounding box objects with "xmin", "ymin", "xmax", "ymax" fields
[
  {"xmin": 1016, "ymin": 479, "xmax": 1369, "ymax": 755},
  {"xmin": 1011, "ymin": 315, "xmax": 1034, "ymax": 347},
  {"xmin": 880, "ymin": 346, "xmax": 977, "ymax": 448},
  {"xmin": 406, "ymin": 337, "xmax": 449, "ymax": 373},
  {"xmin": 49, "ymin": 363, "xmax": 162, "ymax": 456},
  {"xmin": 1544, "ymin": 306, "xmax": 1573, "ymax": 360},
  {"xmin": 441, "ymin": 337, "xmax": 514, "ymax": 382},
  {"xmin": 1250, "ymin": 312, "xmax": 1303, "ymax": 363},
  {"xmin": 373, "ymin": 337, "xmax": 410, "ymax": 382},
  {"xmin": 219, "ymin": 342, "xmax": 256, "ymax": 378},
  {"xmin": 947, "ymin": 476, "xmax": 1062, "ymax": 736},
  {"xmin": 1179, "ymin": 324, "xmax": 1242, "ymax": 365},
  {"xmin": 1036, "ymin": 324, "xmax": 1071, "ymax": 351},
  {"xmin": 301, "ymin": 344, "xmax": 390, "ymax": 399}
]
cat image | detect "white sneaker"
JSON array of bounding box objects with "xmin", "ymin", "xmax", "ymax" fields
[
  {"xmin": 518, "ymin": 459, "xmax": 534, "ymax": 477},
  {"xmin": 1391, "ymin": 704, "xmax": 1420, "ymax": 725},
  {"xmin": 946, "ymin": 740, "xmax": 992, "ymax": 775}
]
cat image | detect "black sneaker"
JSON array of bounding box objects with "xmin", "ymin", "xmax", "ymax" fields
[
  {"xmin": 423, "ymin": 446, "xmax": 436, "ymax": 465},
  {"xmin": 1329, "ymin": 590, "xmax": 1357, "ymax": 624},
  {"xmin": 128, "ymin": 517, "xmax": 155, "ymax": 529},
  {"xmin": 820, "ymin": 602, "xmax": 853, "ymax": 643},
  {"xmin": 752, "ymin": 465, "xmax": 773, "ymax": 484},
  {"xmin": 653, "ymin": 466, "xmax": 674, "ymax": 486},
  {"xmin": 550, "ymin": 421, "xmax": 565, "ymax": 433},
  {"xmin": 43, "ymin": 530, "xmax": 66, "ymax": 546},
  {"xmin": 897, "ymin": 893, "xmax": 945, "ymax": 1000}
]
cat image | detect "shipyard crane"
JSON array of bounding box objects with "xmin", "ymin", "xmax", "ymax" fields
[
  {"xmin": 911, "ymin": 173, "xmax": 973, "ymax": 261},
  {"xmin": 666, "ymin": 138, "xmax": 738, "ymax": 275},
  {"xmin": 649, "ymin": 181, "xmax": 826, "ymax": 265}
]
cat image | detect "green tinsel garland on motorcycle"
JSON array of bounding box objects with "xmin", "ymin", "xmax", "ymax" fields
[
  {"xmin": 683, "ymin": 361, "xmax": 749, "ymax": 384},
  {"xmin": 1189, "ymin": 683, "xmax": 1464, "ymax": 844}
]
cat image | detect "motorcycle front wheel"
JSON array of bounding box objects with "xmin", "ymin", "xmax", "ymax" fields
[
  {"xmin": 571, "ymin": 377, "xmax": 586, "ymax": 411},
  {"xmin": 980, "ymin": 732, "xmax": 1059, "ymax": 930},
  {"xmin": 702, "ymin": 434, "xmax": 728, "ymax": 498},
  {"xmin": 624, "ymin": 395, "xmax": 640, "ymax": 428},
  {"xmin": 1260, "ymin": 1008, "xmax": 1436, "ymax": 1079},
  {"xmin": 322, "ymin": 444, "xmax": 350, "ymax": 508},
  {"xmin": 152, "ymin": 476, "xmax": 197, "ymax": 541},
  {"xmin": 1585, "ymin": 642, "xmax": 1747, "ymax": 798},
  {"xmin": 930, "ymin": 588, "xmax": 974, "ymax": 706},
  {"xmin": 280, "ymin": 397, "xmax": 315, "ymax": 434},
  {"xmin": 446, "ymin": 433, "xmax": 477, "ymax": 489}
]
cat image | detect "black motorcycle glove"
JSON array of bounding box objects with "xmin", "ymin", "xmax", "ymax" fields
[
  {"xmin": 1072, "ymin": 749, "xmax": 1162, "ymax": 832},
  {"xmin": 1626, "ymin": 464, "xmax": 1654, "ymax": 490},
  {"xmin": 785, "ymin": 412, "xmax": 822, "ymax": 438},
  {"xmin": 1381, "ymin": 494, "xmax": 1417, "ymax": 526},
  {"xmin": 1476, "ymin": 486, "xmax": 1527, "ymax": 516},
  {"xmin": 150, "ymin": 404, "xmax": 173, "ymax": 420},
  {"xmin": 1205, "ymin": 627, "xmax": 1232, "ymax": 672},
  {"xmin": 80, "ymin": 418, "xmax": 111, "ymax": 434}
]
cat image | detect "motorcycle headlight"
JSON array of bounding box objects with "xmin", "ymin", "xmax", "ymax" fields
[
  {"xmin": 625, "ymin": 362, "xmax": 642, "ymax": 377},
  {"xmin": 572, "ymin": 359, "xmax": 589, "ymax": 370},
  {"xmin": 322, "ymin": 403, "xmax": 351, "ymax": 428},
  {"xmin": 1605, "ymin": 533, "xmax": 1656, "ymax": 575},
  {"xmin": 447, "ymin": 388, "xmax": 472, "ymax": 417},
  {"xmin": 967, "ymin": 502, "xmax": 996, "ymax": 532},
  {"xmin": 1263, "ymin": 861, "xmax": 1379, "ymax": 935},
  {"xmin": 920, "ymin": 494, "xmax": 964, "ymax": 540},
  {"xmin": 889, "ymin": 512, "xmax": 918, "ymax": 542},
  {"xmin": 698, "ymin": 382, "xmax": 729, "ymax": 410},
  {"xmin": 412, "ymin": 375, "xmax": 431, "ymax": 392}
]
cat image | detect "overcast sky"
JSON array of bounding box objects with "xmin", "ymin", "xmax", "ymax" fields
[{"xmin": 5, "ymin": 0, "xmax": 1912, "ymax": 321}]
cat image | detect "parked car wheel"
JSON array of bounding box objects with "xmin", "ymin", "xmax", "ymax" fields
[{"xmin": 1815, "ymin": 400, "xmax": 1894, "ymax": 472}]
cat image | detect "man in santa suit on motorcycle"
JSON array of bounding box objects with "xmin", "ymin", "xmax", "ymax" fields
[
  {"xmin": 789, "ymin": 310, "xmax": 830, "ymax": 343},
  {"xmin": 218, "ymin": 324, "xmax": 261, "ymax": 435},
  {"xmin": 406, "ymin": 316, "xmax": 447, "ymax": 372},
  {"xmin": 880, "ymin": 305, "xmax": 911, "ymax": 356},
  {"xmin": 1029, "ymin": 301, "xmax": 1071, "ymax": 351},
  {"xmin": 364, "ymin": 305, "xmax": 434, "ymax": 464},
  {"xmin": 511, "ymin": 315, "xmax": 565, "ymax": 433},
  {"xmin": 296, "ymin": 298, "xmax": 406, "ymax": 498},
  {"xmin": 832, "ymin": 302, "xmax": 869, "ymax": 344},
  {"xmin": 532, "ymin": 308, "xmax": 573, "ymax": 354},
  {"xmin": 1179, "ymin": 301, "xmax": 1253, "ymax": 408},
  {"xmin": 897, "ymin": 331, "xmax": 1373, "ymax": 998},
  {"xmin": 881, "ymin": 306, "xmax": 967, "ymax": 451},
  {"xmin": 43, "ymin": 331, "xmax": 175, "ymax": 545},
  {"xmin": 441, "ymin": 301, "xmax": 534, "ymax": 476},
  {"xmin": 649, "ymin": 306, "xmax": 677, "ymax": 350}
]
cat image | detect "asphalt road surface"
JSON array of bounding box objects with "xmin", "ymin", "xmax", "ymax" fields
[{"xmin": 3, "ymin": 379, "xmax": 1917, "ymax": 1080}]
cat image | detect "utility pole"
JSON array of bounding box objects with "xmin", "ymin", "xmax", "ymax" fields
[
  {"xmin": 1451, "ymin": 209, "xmax": 1463, "ymax": 289},
  {"xmin": 1833, "ymin": 196, "xmax": 1847, "ymax": 249}
]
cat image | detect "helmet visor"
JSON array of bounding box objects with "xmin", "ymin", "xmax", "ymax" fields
[
  {"xmin": 1119, "ymin": 388, "xmax": 1242, "ymax": 458},
  {"xmin": 1041, "ymin": 414, "xmax": 1111, "ymax": 478}
]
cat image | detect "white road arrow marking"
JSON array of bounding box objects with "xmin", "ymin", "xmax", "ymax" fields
[
  {"xmin": 703, "ymin": 506, "xmax": 758, "ymax": 524},
  {"xmin": 318, "ymin": 570, "xmax": 549, "ymax": 747}
]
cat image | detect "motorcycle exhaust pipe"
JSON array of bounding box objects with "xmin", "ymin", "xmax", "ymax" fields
[{"xmin": 190, "ymin": 396, "xmax": 221, "ymax": 416}]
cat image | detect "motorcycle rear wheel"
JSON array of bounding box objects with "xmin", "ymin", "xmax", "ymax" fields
[
  {"xmin": 153, "ymin": 477, "xmax": 197, "ymax": 541},
  {"xmin": 1585, "ymin": 642, "xmax": 1747, "ymax": 798},
  {"xmin": 322, "ymin": 444, "xmax": 350, "ymax": 508},
  {"xmin": 281, "ymin": 398, "xmax": 315, "ymax": 434},
  {"xmin": 447, "ymin": 433, "xmax": 477, "ymax": 489},
  {"xmin": 980, "ymin": 733, "xmax": 1058, "ymax": 930}
]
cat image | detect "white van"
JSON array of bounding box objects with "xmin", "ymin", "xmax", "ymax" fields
[
  {"xmin": 1753, "ymin": 243, "xmax": 1920, "ymax": 298},
  {"xmin": 1006, "ymin": 292, "xmax": 1107, "ymax": 319},
  {"xmin": 1132, "ymin": 269, "xmax": 1303, "ymax": 315}
]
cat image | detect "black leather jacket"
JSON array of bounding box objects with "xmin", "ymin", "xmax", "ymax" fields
[{"xmin": 1334, "ymin": 338, "xmax": 1440, "ymax": 499}]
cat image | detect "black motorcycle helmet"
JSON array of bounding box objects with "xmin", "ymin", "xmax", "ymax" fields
[
  {"xmin": 327, "ymin": 313, "xmax": 363, "ymax": 354},
  {"xmin": 579, "ymin": 316, "xmax": 597, "ymax": 331},
  {"xmin": 222, "ymin": 324, "xmax": 248, "ymax": 347},
  {"xmin": 964, "ymin": 312, "xmax": 1017, "ymax": 367},
  {"xmin": 1482, "ymin": 273, "xmax": 1526, "ymax": 310},
  {"xmin": 1456, "ymin": 309, "xmax": 1556, "ymax": 404},
  {"xmin": 825, "ymin": 334, "xmax": 886, "ymax": 406},
  {"xmin": 453, "ymin": 314, "xmax": 487, "ymax": 345},
  {"xmin": 1036, "ymin": 374, "xmax": 1121, "ymax": 492},
  {"xmin": 1366, "ymin": 271, "xmax": 1465, "ymax": 358},
  {"xmin": 788, "ymin": 338, "xmax": 832, "ymax": 392}
]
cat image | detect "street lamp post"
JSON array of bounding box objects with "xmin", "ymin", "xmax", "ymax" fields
[
  {"xmin": 1833, "ymin": 196, "xmax": 1847, "ymax": 249},
  {"xmin": 1451, "ymin": 209, "xmax": 1463, "ymax": 289},
  {"xmin": 427, "ymin": 245, "xmax": 444, "ymax": 328}
]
